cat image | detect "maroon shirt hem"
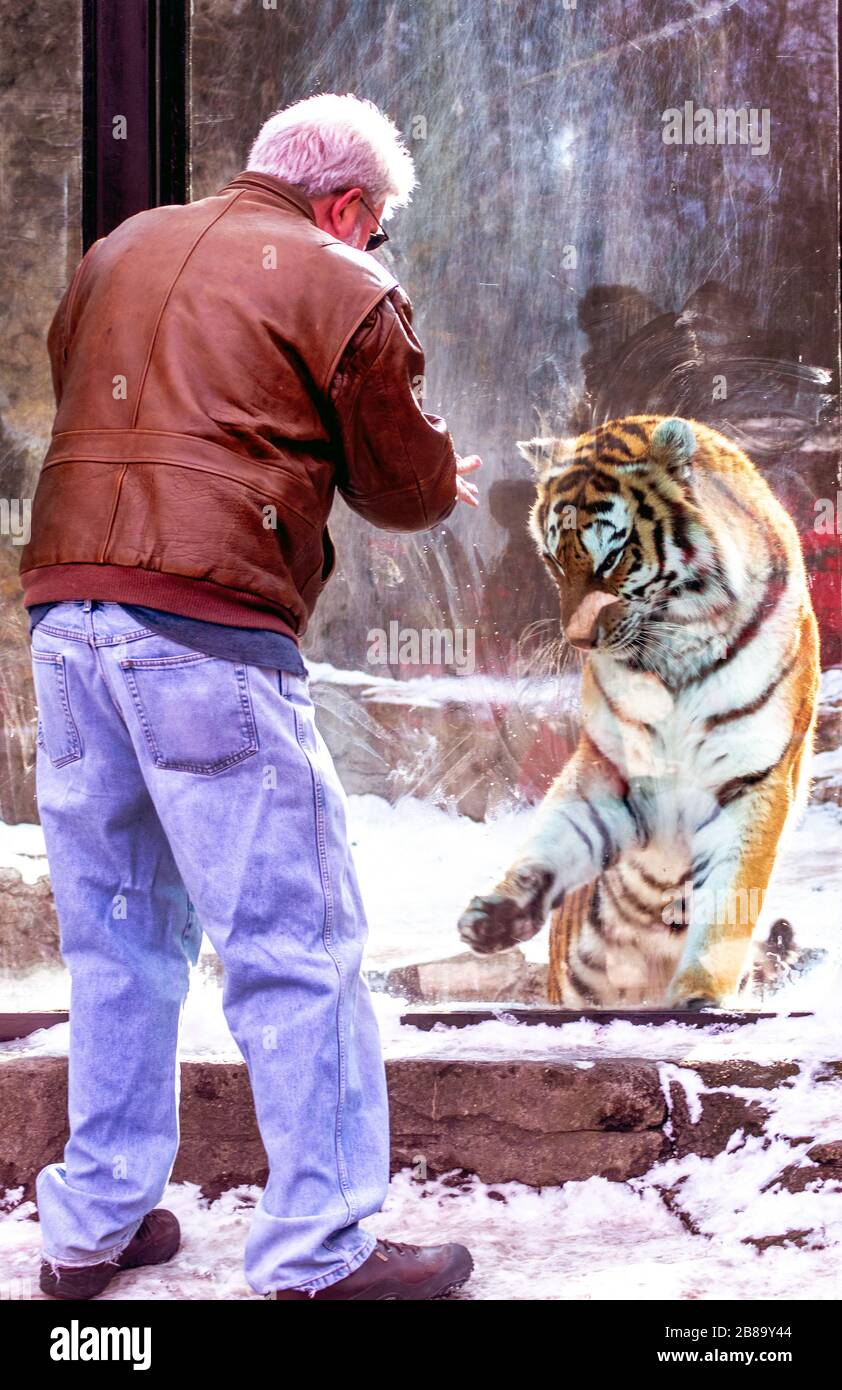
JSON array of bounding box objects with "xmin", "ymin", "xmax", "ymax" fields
[{"xmin": 21, "ymin": 563, "xmax": 300, "ymax": 640}]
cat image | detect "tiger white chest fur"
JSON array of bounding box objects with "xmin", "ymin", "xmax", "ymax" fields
[{"xmin": 562, "ymin": 555, "xmax": 812, "ymax": 1003}]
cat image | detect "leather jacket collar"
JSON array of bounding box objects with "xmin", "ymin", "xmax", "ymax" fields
[{"xmin": 216, "ymin": 169, "xmax": 317, "ymax": 223}]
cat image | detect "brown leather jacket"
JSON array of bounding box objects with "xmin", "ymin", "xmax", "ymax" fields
[{"xmin": 19, "ymin": 170, "xmax": 459, "ymax": 638}]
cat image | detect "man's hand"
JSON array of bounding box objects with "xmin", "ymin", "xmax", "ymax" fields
[{"xmin": 455, "ymin": 453, "xmax": 482, "ymax": 507}]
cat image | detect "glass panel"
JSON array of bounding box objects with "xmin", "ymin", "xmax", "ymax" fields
[
  {"xmin": 0, "ymin": 0, "xmax": 83, "ymax": 1010},
  {"xmin": 6, "ymin": 2, "xmax": 837, "ymax": 1024},
  {"xmin": 191, "ymin": 0, "xmax": 840, "ymax": 1016}
]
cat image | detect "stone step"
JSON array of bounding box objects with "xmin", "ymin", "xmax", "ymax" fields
[{"xmin": 2, "ymin": 1051, "xmax": 840, "ymax": 1199}]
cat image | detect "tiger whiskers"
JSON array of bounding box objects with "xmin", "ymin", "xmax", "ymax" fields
[
  {"xmin": 517, "ymin": 619, "xmax": 584, "ymax": 679},
  {"xmin": 525, "ymin": 636, "xmax": 581, "ymax": 678}
]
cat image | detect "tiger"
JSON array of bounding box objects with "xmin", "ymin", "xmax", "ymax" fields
[{"xmin": 457, "ymin": 415, "xmax": 820, "ymax": 1009}]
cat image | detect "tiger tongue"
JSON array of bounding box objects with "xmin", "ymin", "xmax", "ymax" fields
[{"xmin": 564, "ymin": 589, "xmax": 620, "ymax": 648}]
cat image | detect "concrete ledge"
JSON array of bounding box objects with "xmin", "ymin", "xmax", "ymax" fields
[{"xmin": 0, "ymin": 1053, "xmax": 825, "ymax": 1199}]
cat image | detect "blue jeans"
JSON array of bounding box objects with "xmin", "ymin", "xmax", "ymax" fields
[{"xmin": 31, "ymin": 600, "xmax": 390, "ymax": 1296}]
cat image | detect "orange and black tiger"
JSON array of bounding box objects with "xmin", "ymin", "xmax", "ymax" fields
[{"xmin": 457, "ymin": 415, "xmax": 820, "ymax": 1009}]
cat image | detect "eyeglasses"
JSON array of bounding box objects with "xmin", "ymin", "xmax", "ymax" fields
[{"xmin": 359, "ymin": 194, "xmax": 389, "ymax": 252}]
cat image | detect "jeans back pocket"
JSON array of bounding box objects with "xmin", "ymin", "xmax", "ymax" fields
[
  {"xmin": 32, "ymin": 650, "xmax": 83, "ymax": 767},
  {"xmin": 120, "ymin": 652, "xmax": 259, "ymax": 775}
]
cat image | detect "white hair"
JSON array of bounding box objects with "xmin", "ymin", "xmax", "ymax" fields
[{"xmin": 246, "ymin": 92, "xmax": 417, "ymax": 220}]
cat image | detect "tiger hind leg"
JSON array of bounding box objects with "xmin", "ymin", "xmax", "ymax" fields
[
  {"xmin": 667, "ymin": 771, "xmax": 798, "ymax": 1008},
  {"xmin": 548, "ymin": 883, "xmax": 599, "ymax": 1005}
]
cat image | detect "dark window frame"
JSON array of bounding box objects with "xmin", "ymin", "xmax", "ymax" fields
[{"xmin": 82, "ymin": 0, "xmax": 190, "ymax": 251}]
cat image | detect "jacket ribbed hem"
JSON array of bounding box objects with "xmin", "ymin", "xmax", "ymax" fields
[{"xmin": 20, "ymin": 563, "xmax": 300, "ymax": 640}]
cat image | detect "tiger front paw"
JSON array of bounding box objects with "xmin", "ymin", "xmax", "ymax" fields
[{"xmin": 457, "ymin": 866, "xmax": 556, "ymax": 955}]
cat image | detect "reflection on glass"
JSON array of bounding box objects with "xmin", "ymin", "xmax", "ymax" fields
[
  {"xmin": 191, "ymin": 0, "xmax": 839, "ymax": 1014},
  {"xmin": 2, "ymin": 2, "xmax": 837, "ymax": 1020}
]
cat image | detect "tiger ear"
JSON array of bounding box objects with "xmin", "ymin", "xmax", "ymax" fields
[
  {"xmin": 516, "ymin": 436, "xmax": 557, "ymax": 475},
  {"xmin": 650, "ymin": 418, "xmax": 697, "ymax": 477}
]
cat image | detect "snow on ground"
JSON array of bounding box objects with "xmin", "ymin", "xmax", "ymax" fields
[
  {"xmin": 3, "ymin": 830, "xmax": 842, "ymax": 1299},
  {"xmin": 3, "ymin": 1135, "xmax": 842, "ymax": 1301},
  {"xmin": 4, "ymin": 998, "xmax": 842, "ymax": 1301},
  {"xmin": 0, "ymin": 819, "xmax": 50, "ymax": 886}
]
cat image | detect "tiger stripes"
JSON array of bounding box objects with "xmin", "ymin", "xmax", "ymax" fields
[{"xmin": 457, "ymin": 415, "xmax": 820, "ymax": 1009}]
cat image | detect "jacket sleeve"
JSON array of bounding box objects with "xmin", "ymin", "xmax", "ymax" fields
[
  {"xmin": 47, "ymin": 238, "xmax": 105, "ymax": 407},
  {"xmin": 327, "ymin": 284, "xmax": 459, "ymax": 532}
]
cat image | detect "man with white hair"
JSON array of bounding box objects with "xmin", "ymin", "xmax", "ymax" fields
[{"xmin": 20, "ymin": 93, "xmax": 479, "ymax": 1301}]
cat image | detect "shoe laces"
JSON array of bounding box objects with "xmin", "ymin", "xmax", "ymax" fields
[{"xmin": 377, "ymin": 1236, "xmax": 423, "ymax": 1257}]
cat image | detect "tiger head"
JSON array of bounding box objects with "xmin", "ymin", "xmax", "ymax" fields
[{"xmin": 517, "ymin": 415, "xmax": 716, "ymax": 659}]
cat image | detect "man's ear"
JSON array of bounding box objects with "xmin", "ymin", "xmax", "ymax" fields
[
  {"xmin": 649, "ymin": 418, "xmax": 697, "ymax": 478},
  {"xmin": 516, "ymin": 437, "xmax": 557, "ymax": 475}
]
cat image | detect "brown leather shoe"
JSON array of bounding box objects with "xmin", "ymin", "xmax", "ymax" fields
[
  {"xmin": 273, "ymin": 1237, "xmax": 474, "ymax": 1300},
  {"xmin": 39, "ymin": 1209, "xmax": 181, "ymax": 1300}
]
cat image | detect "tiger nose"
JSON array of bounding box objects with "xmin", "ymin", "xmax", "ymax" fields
[{"xmin": 564, "ymin": 591, "xmax": 622, "ymax": 649}]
